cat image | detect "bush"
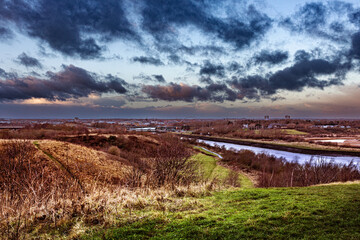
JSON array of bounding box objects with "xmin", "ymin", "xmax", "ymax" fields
[{"xmin": 108, "ymin": 146, "xmax": 120, "ymax": 156}]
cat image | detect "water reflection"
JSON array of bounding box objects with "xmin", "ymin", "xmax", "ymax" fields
[{"xmin": 199, "ymin": 139, "xmax": 360, "ymax": 167}]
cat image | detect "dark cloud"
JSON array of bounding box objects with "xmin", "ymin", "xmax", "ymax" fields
[
  {"xmin": 134, "ymin": 74, "xmax": 166, "ymax": 83},
  {"xmin": 0, "ymin": 68, "xmax": 7, "ymax": 78},
  {"xmin": 153, "ymin": 75, "xmax": 166, "ymax": 83},
  {"xmin": 200, "ymin": 61, "xmax": 225, "ymax": 78},
  {"xmin": 0, "ymin": 26, "xmax": 13, "ymax": 39},
  {"xmin": 141, "ymin": 1, "xmax": 272, "ymax": 50},
  {"xmin": 0, "ymin": 0, "xmax": 137, "ymax": 59},
  {"xmin": 0, "ymin": 65, "xmax": 128, "ymax": 101},
  {"xmin": 227, "ymin": 62, "xmax": 242, "ymax": 72},
  {"xmin": 294, "ymin": 50, "xmax": 312, "ymax": 62},
  {"xmin": 178, "ymin": 45, "xmax": 226, "ymax": 56},
  {"xmin": 142, "ymin": 82, "xmax": 240, "ymax": 102},
  {"xmin": 349, "ymin": 9, "xmax": 360, "ymax": 25},
  {"xmin": 281, "ymin": 1, "xmax": 355, "ymax": 42},
  {"xmin": 351, "ymin": 32, "xmax": 360, "ymax": 59},
  {"xmin": 230, "ymin": 58, "xmax": 349, "ymax": 98},
  {"xmin": 252, "ymin": 50, "xmax": 289, "ymax": 66},
  {"xmin": 132, "ymin": 56, "xmax": 164, "ymax": 66},
  {"xmin": 0, "ymin": 67, "xmax": 17, "ymax": 79},
  {"xmin": 168, "ymin": 54, "xmax": 181, "ymax": 64},
  {"xmin": 16, "ymin": 53, "xmax": 42, "ymax": 68}
]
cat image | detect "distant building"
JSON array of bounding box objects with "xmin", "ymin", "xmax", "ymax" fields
[
  {"xmin": 285, "ymin": 115, "xmax": 291, "ymax": 119},
  {"xmin": 264, "ymin": 115, "xmax": 270, "ymax": 120}
]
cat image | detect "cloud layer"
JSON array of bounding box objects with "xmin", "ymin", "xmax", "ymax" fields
[
  {"xmin": 0, "ymin": 65, "xmax": 128, "ymax": 101},
  {"xmin": 1, "ymin": 0, "xmax": 360, "ymax": 118}
]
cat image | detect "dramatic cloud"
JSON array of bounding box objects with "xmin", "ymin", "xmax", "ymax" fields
[
  {"xmin": 199, "ymin": 61, "xmax": 225, "ymax": 78},
  {"xmin": 132, "ymin": 56, "xmax": 164, "ymax": 66},
  {"xmin": 153, "ymin": 75, "xmax": 166, "ymax": 83},
  {"xmin": 177, "ymin": 45, "xmax": 226, "ymax": 56},
  {"xmin": 252, "ymin": 50, "xmax": 289, "ymax": 66},
  {"xmin": 134, "ymin": 74, "xmax": 166, "ymax": 83},
  {"xmin": 230, "ymin": 58, "xmax": 349, "ymax": 98},
  {"xmin": 16, "ymin": 53, "xmax": 42, "ymax": 68},
  {"xmin": 281, "ymin": 1, "xmax": 355, "ymax": 42},
  {"xmin": 0, "ymin": 26, "xmax": 13, "ymax": 39},
  {"xmin": 142, "ymin": 82, "xmax": 240, "ymax": 102},
  {"xmin": 0, "ymin": 65, "xmax": 128, "ymax": 101},
  {"xmin": 0, "ymin": 0, "xmax": 137, "ymax": 59},
  {"xmin": 351, "ymin": 32, "xmax": 360, "ymax": 59},
  {"xmin": 0, "ymin": 68, "xmax": 7, "ymax": 78},
  {"xmin": 141, "ymin": 1, "xmax": 272, "ymax": 50}
]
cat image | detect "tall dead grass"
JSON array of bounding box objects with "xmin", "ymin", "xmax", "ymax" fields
[{"xmin": 0, "ymin": 139, "xmax": 220, "ymax": 239}]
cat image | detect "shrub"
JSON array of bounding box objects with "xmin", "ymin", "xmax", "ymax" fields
[{"xmin": 108, "ymin": 146, "xmax": 120, "ymax": 156}]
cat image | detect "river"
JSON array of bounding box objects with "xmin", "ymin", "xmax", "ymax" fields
[{"xmin": 198, "ymin": 139, "xmax": 360, "ymax": 166}]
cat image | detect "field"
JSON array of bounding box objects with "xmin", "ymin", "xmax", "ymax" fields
[
  {"xmin": 83, "ymin": 182, "xmax": 360, "ymax": 239},
  {"xmin": 191, "ymin": 152, "xmax": 254, "ymax": 189},
  {"xmin": 1, "ymin": 133, "xmax": 360, "ymax": 239}
]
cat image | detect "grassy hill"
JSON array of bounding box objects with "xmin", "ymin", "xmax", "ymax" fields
[
  {"xmin": 82, "ymin": 182, "xmax": 360, "ymax": 240},
  {"xmin": 34, "ymin": 140, "xmax": 131, "ymax": 186}
]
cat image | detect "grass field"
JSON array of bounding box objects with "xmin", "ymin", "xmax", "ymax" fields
[
  {"xmin": 192, "ymin": 152, "xmax": 254, "ymax": 189},
  {"xmin": 81, "ymin": 182, "xmax": 360, "ymax": 239},
  {"xmin": 253, "ymin": 129, "xmax": 308, "ymax": 135},
  {"xmin": 282, "ymin": 129, "xmax": 309, "ymax": 135}
]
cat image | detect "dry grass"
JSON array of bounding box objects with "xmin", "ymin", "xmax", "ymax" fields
[
  {"xmin": 0, "ymin": 138, "xmax": 223, "ymax": 239},
  {"xmin": 1, "ymin": 179, "xmax": 221, "ymax": 239},
  {"xmin": 36, "ymin": 140, "xmax": 131, "ymax": 186}
]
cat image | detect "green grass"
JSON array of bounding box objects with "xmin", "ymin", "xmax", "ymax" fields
[
  {"xmin": 191, "ymin": 153, "xmax": 253, "ymax": 189},
  {"xmin": 192, "ymin": 153, "xmax": 229, "ymax": 181},
  {"xmin": 282, "ymin": 129, "xmax": 308, "ymax": 135},
  {"xmin": 253, "ymin": 129, "xmax": 307, "ymax": 135},
  {"xmin": 82, "ymin": 183, "xmax": 360, "ymax": 240}
]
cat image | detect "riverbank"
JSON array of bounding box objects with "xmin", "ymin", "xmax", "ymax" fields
[{"xmin": 183, "ymin": 134, "xmax": 360, "ymax": 157}]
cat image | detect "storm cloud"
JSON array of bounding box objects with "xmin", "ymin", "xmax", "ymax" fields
[
  {"xmin": 351, "ymin": 32, "xmax": 360, "ymax": 59},
  {"xmin": 231, "ymin": 58, "xmax": 349, "ymax": 98},
  {"xmin": 16, "ymin": 53, "xmax": 42, "ymax": 68},
  {"xmin": 281, "ymin": 1, "xmax": 356, "ymax": 42},
  {"xmin": 0, "ymin": 0, "xmax": 137, "ymax": 59},
  {"xmin": 199, "ymin": 61, "xmax": 225, "ymax": 78},
  {"xmin": 132, "ymin": 56, "xmax": 164, "ymax": 66},
  {"xmin": 142, "ymin": 82, "xmax": 240, "ymax": 102},
  {"xmin": 141, "ymin": 1, "xmax": 272, "ymax": 50},
  {"xmin": 252, "ymin": 50, "xmax": 289, "ymax": 66},
  {"xmin": 0, "ymin": 26, "xmax": 13, "ymax": 39},
  {"xmin": 0, "ymin": 65, "xmax": 128, "ymax": 101},
  {"xmin": 134, "ymin": 74, "xmax": 166, "ymax": 83}
]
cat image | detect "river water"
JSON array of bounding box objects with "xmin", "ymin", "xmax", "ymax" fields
[{"xmin": 198, "ymin": 139, "xmax": 360, "ymax": 167}]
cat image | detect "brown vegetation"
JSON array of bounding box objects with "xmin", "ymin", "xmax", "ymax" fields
[
  {"xmin": 195, "ymin": 141, "xmax": 360, "ymax": 188},
  {"xmin": 0, "ymin": 135, "xmax": 210, "ymax": 239}
]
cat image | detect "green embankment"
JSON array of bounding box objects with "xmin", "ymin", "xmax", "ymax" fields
[
  {"xmin": 82, "ymin": 183, "xmax": 360, "ymax": 239},
  {"xmin": 254, "ymin": 129, "xmax": 308, "ymax": 135},
  {"xmin": 192, "ymin": 149, "xmax": 253, "ymax": 189}
]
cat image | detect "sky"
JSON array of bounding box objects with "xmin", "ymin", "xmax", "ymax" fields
[{"xmin": 1, "ymin": 0, "xmax": 360, "ymax": 119}]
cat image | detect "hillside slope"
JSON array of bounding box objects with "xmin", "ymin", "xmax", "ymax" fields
[
  {"xmin": 83, "ymin": 183, "xmax": 360, "ymax": 239},
  {"xmin": 35, "ymin": 140, "xmax": 131, "ymax": 186}
]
